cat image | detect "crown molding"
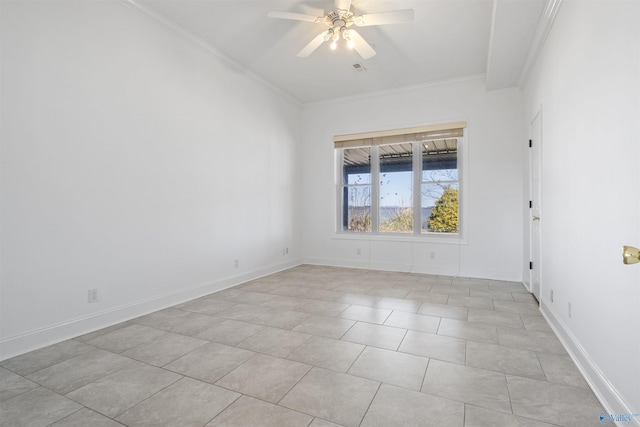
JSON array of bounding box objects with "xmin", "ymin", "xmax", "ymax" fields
[
  {"xmin": 517, "ymin": 0, "xmax": 564, "ymax": 88},
  {"xmin": 118, "ymin": 0, "xmax": 302, "ymax": 107}
]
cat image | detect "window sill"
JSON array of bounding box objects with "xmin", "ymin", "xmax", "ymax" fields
[{"xmin": 332, "ymin": 232, "xmax": 467, "ymax": 245}]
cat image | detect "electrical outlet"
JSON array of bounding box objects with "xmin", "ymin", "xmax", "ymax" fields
[
  {"xmin": 88, "ymin": 289, "xmax": 98, "ymax": 303},
  {"xmin": 357, "ymin": 248, "xmax": 361, "ymax": 255},
  {"xmin": 568, "ymin": 302, "xmax": 572, "ymax": 318},
  {"xmin": 550, "ymin": 289, "xmax": 554, "ymax": 302},
  {"xmin": 234, "ymin": 259, "xmax": 239, "ymax": 268}
]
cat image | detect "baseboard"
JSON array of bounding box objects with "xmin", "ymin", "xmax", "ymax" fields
[
  {"xmin": 0, "ymin": 258, "xmax": 302, "ymax": 362},
  {"xmin": 302, "ymin": 256, "xmax": 520, "ymax": 281},
  {"xmin": 540, "ymin": 301, "xmax": 640, "ymax": 427}
]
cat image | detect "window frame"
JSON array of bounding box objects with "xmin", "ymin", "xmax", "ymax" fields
[{"xmin": 334, "ymin": 121, "xmax": 468, "ymax": 243}]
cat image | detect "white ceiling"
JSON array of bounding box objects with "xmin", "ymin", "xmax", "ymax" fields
[{"xmin": 131, "ymin": 0, "xmax": 547, "ymax": 104}]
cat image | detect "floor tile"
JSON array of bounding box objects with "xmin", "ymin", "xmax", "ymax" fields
[
  {"xmin": 178, "ymin": 297, "xmax": 237, "ymax": 315},
  {"xmin": 338, "ymin": 305, "xmax": 392, "ymax": 324},
  {"xmin": 469, "ymin": 289, "xmax": 515, "ymax": 302},
  {"xmin": 405, "ymin": 290, "xmax": 449, "ymax": 304},
  {"xmin": 164, "ymin": 342, "xmax": 254, "ymax": 383},
  {"xmin": 398, "ymin": 330, "xmax": 466, "ymax": 364},
  {"xmin": 348, "ymin": 346, "xmax": 428, "ymax": 391},
  {"xmin": 0, "ymin": 387, "xmax": 82, "ymax": 427},
  {"xmin": 497, "ymin": 327, "xmax": 567, "ymax": 355},
  {"xmin": 489, "ymin": 281, "xmax": 529, "ymax": 293},
  {"xmin": 280, "ymin": 367, "xmax": 380, "ymax": 427},
  {"xmin": 520, "ymin": 315, "xmax": 552, "ymax": 332},
  {"xmin": 121, "ymin": 331, "xmax": 207, "ymax": 366},
  {"xmin": 493, "ymin": 300, "xmax": 541, "ymax": 316},
  {"xmin": 241, "ymin": 281, "xmax": 287, "ymax": 293},
  {"xmin": 66, "ymin": 362, "xmax": 181, "ymax": 418},
  {"xmin": 418, "ymin": 302, "xmax": 467, "ymax": 320},
  {"xmin": 367, "ymin": 287, "xmax": 409, "ymax": 298},
  {"xmin": 0, "ymin": 340, "xmax": 94, "ymax": 376},
  {"xmin": 250, "ymin": 307, "xmax": 312, "ymax": 329},
  {"xmin": 341, "ymin": 322, "xmax": 407, "ymax": 350},
  {"xmin": 297, "ymin": 299, "xmax": 351, "ymax": 317},
  {"xmin": 361, "ymin": 383, "xmax": 464, "ymax": 427},
  {"xmin": 336, "ymin": 293, "xmax": 380, "ymax": 307},
  {"xmin": 466, "ymin": 341, "xmax": 545, "ymax": 380},
  {"xmin": 430, "ymin": 285, "xmax": 470, "ymax": 297},
  {"xmin": 422, "ymin": 360, "xmax": 511, "ymax": 413},
  {"xmin": 464, "ymin": 404, "xmax": 558, "ymax": 427},
  {"xmin": 447, "ymin": 295, "xmax": 494, "ymax": 310},
  {"xmin": 512, "ymin": 292, "xmax": 538, "ymax": 303},
  {"xmin": 74, "ymin": 322, "xmax": 135, "ymax": 344},
  {"xmin": 288, "ymin": 335, "xmax": 365, "ymax": 373},
  {"xmin": 117, "ymin": 377, "xmax": 240, "ymax": 427},
  {"xmin": 216, "ymin": 353, "xmax": 311, "ymax": 403},
  {"xmin": 206, "ymin": 395, "xmax": 313, "ymax": 427},
  {"xmin": 4, "ymin": 266, "xmax": 604, "ymax": 427},
  {"xmin": 507, "ymin": 375, "xmax": 605, "ymax": 426},
  {"xmin": 214, "ymin": 303, "xmax": 271, "ymax": 322},
  {"xmin": 293, "ymin": 315, "xmax": 355, "ymax": 339},
  {"xmin": 374, "ymin": 297, "xmax": 422, "ymax": 313},
  {"xmin": 419, "ymin": 277, "xmax": 454, "ymax": 286},
  {"xmin": 51, "ymin": 407, "xmax": 127, "ymax": 427},
  {"xmin": 383, "ymin": 311, "xmax": 440, "ymax": 334},
  {"xmin": 438, "ymin": 319, "xmax": 498, "ymax": 344},
  {"xmin": 27, "ymin": 349, "xmax": 135, "ymax": 394},
  {"xmin": 300, "ymin": 288, "xmax": 345, "ymax": 301},
  {"xmin": 0, "ymin": 366, "xmax": 39, "ymax": 401},
  {"xmin": 309, "ymin": 418, "xmax": 345, "ymax": 427},
  {"xmin": 467, "ymin": 308, "xmax": 524, "ymax": 328},
  {"xmin": 261, "ymin": 295, "xmax": 309, "ymax": 311},
  {"xmin": 82, "ymin": 324, "xmax": 165, "ymax": 353},
  {"xmin": 208, "ymin": 288, "xmax": 247, "ymax": 300},
  {"xmin": 225, "ymin": 290, "xmax": 278, "ymax": 305},
  {"xmin": 452, "ymin": 277, "xmax": 490, "ymax": 287},
  {"xmin": 536, "ymin": 352, "xmax": 590, "ymax": 388},
  {"xmin": 237, "ymin": 326, "xmax": 311, "ymax": 358},
  {"xmin": 134, "ymin": 307, "xmax": 222, "ymax": 335},
  {"xmin": 195, "ymin": 319, "xmax": 264, "ymax": 345}
]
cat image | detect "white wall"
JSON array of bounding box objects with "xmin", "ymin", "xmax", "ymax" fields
[
  {"xmin": 0, "ymin": 0, "xmax": 302, "ymax": 360},
  {"xmin": 301, "ymin": 77, "xmax": 524, "ymax": 281},
  {"xmin": 523, "ymin": 0, "xmax": 640, "ymax": 416}
]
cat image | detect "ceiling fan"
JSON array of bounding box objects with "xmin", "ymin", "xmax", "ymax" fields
[{"xmin": 268, "ymin": 0, "xmax": 414, "ymax": 59}]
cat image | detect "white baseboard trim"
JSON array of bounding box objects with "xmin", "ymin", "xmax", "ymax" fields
[
  {"xmin": 302, "ymin": 256, "xmax": 520, "ymax": 281},
  {"xmin": 540, "ymin": 302, "xmax": 640, "ymax": 427},
  {"xmin": 0, "ymin": 258, "xmax": 302, "ymax": 362}
]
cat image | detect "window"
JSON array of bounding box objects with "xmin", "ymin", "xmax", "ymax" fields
[{"xmin": 336, "ymin": 122, "xmax": 465, "ymax": 236}]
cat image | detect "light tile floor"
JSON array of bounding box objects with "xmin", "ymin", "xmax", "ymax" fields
[{"xmin": 0, "ymin": 265, "xmax": 606, "ymax": 427}]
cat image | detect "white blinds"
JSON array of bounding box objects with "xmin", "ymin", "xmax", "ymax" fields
[{"xmin": 333, "ymin": 121, "xmax": 466, "ymax": 149}]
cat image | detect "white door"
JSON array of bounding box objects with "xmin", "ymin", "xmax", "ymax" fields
[{"xmin": 530, "ymin": 111, "xmax": 542, "ymax": 301}]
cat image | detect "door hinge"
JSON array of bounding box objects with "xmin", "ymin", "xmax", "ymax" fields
[
  {"xmin": 529, "ymin": 139, "xmax": 532, "ymax": 148},
  {"xmin": 529, "ymin": 262, "xmax": 533, "ymax": 270},
  {"xmin": 529, "ymin": 200, "xmax": 533, "ymax": 208}
]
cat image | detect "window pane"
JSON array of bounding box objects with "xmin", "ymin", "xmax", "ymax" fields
[
  {"xmin": 344, "ymin": 186, "xmax": 371, "ymax": 232},
  {"xmin": 379, "ymin": 143, "xmax": 413, "ymax": 233},
  {"xmin": 422, "ymin": 183, "xmax": 458, "ymax": 233},
  {"xmin": 422, "ymin": 168, "xmax": 458, "ymax": 183},
  {"xmin": 343, "ymin": 147, "xmax": 371, "ymax": 185},
  {"xmin": 422, "ymin": 139, "xmax": 457, "ymax": 182}
]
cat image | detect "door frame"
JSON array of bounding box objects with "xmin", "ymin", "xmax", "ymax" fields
[{"xmin": 529, "ymin": 108, "xmax": 543, "ymax": 301}]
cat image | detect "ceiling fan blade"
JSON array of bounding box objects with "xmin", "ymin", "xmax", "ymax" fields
[
  {"xmin": 335, "ymin": 0, "xmax": 352, "ymax": 11},
  {"xmin": 268, "ymin": 11, "xmax": 323, "ymax": 23},
  {"xmin": 348, "ymin": 30, "xmax": 376, "ymax": 59},
  {"xmin": 297, "ymin": 31, "xmax": 329, "ymax": 57},
  {"xmin": 355, "ymin": 9, "xmax": 414, "ymax": 26}
]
